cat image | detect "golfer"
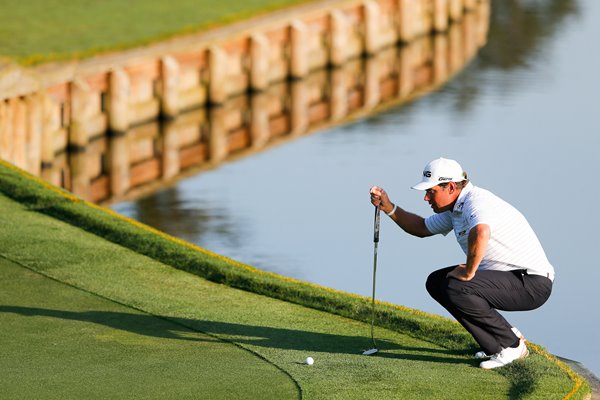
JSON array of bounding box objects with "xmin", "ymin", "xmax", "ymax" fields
[{"xmin": 369, "ymin": 157, "xmax": 554, "ymax": 369}]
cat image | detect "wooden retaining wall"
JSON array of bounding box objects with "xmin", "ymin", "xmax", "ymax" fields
[{"xmin": 0, "ymin": 0, "xmax": 489, "ymax": 202}]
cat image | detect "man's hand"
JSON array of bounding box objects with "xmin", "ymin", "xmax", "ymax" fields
[
  {"xmin": 447, "ymin": 224, "xmax": 490, "ymax": 281},
  {"xmin": 369, "ymin": 186, "xmax": 395, "ymax": 215},
  {"xmin": 446, "ymin": 264, "xmax": 475, "ymax": 281},
  {"xmin": 369, "ymin": 185, "xmax": 434, "ymax": 238},
  {"xmin": 446, "ymin": 225, "xmax": 489, "ymax": 281}
]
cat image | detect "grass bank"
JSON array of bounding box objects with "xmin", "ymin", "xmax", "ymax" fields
[
  {"xmin": 0, "ymin": 0, "xmax": 310, "ymax": 65},
  {"xmin": 0, "ymin": 159, "xmax": 590, "ymax": 399}
]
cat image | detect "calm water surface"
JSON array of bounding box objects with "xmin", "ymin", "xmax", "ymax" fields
[{"xmin": 113, "ymin": 0, "xmax": 600, "ymax": 375}]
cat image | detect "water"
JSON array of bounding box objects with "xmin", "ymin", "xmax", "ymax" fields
[{"xmin": 113, "ymin": 0, "xmax": 600, "ymax": 375}]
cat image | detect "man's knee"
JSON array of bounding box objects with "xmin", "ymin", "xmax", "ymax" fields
[
  {"xmin": 425, "ymin": 272, "xmax": 439, "ymax": 297},
  {"xmin": 425, "ymin": 267, "xmax": 452, "ymax": 298}
]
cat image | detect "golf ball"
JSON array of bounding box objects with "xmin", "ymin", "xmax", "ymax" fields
[{"xmin": 304, "ymin": 356, "xmax": 314, "ymax": 365}]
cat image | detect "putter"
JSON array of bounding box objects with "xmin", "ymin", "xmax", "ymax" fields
[{"xmin": 362, "ymin": 206, "xmax": 380, "ymax": 356}]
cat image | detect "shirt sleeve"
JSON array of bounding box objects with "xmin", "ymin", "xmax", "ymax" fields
[{"xmin": 424, "ymin": 212, "xmax": 453, "ymax": 236}]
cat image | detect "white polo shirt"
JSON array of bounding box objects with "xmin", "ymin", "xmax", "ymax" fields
[{"xmin": 424, "ymin": 182, "xmax": 555, "ymax": 280}]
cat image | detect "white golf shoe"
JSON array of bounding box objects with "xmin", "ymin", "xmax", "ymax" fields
[
  {"xmin": 479, "ymin": 338, "xmax": 529, "ymax": 369},
  {"xmin": 474, "ymin": 327, "xmax": 525, "ymax": 359}
]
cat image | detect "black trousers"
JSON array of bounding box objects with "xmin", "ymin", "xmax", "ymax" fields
[{"xmin": 426, "ymin": 266, "xmax": 553, "ymax": 355}]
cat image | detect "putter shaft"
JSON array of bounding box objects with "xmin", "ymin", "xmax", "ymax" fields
[{"xmin": 370, "ymin": 206, "xmax": 380, "ymax": 349}]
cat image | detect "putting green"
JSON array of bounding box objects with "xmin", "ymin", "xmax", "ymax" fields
[{"xmin": 0, "ymin": 258, "xmax": 299, "ymax": 399}]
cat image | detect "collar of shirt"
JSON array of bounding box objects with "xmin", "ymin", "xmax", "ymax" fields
[{"xmin": 452, "ymin": 181, "xmax": 474, "ymax": 214}]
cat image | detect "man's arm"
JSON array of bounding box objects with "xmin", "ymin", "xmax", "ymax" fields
[
  {"xmin": 387, "ymin": 205, "xmax": 433, "ymax": 238},
  {"xmin": 447, "ymin": 223, "xmax": 490, "ymax": 281},
  {"xmin": 370, "ymin": 186, "xmax": 433, "ymax": 238}
]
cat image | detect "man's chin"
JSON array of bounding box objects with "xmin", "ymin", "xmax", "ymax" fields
[{"xmin": 431, "ymin": 205, "xmax": 446, "ymax": 214}]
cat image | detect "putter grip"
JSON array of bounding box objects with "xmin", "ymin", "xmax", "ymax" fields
[{"xmin": 374, "ymin": 207, "xmax": 380, "ymax": 243}]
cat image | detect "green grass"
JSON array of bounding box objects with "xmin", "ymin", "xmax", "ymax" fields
[
  {"xmin": 0, "ymin": 160, "xmax": 591, "ymax": 399},
  {"xmin": 0, "ymin": 258, "xmax": 298, "ymax": 399},
  {"xmin": 0, "ymin": 0, "xmax": 309, "ymax": 65}
]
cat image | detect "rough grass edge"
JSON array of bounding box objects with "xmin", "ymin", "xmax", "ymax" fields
[{"xmin": 0, "ymin": 159, "xmax": 590, "ymax": 400}]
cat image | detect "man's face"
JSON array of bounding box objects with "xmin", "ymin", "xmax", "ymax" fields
[{"xmin": 424, "ymin": 183, "xmax": 457, "ymax": 213}]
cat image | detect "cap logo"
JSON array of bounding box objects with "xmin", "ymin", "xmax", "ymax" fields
[
  {"xmin": 423, "ymin": 171, "xmax": 432, "ymax": 178},
  {"xmin": 438, "ymin": 177, "xmax": 452, "ymax": 181}
]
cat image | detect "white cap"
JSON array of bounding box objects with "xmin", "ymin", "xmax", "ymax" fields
[{"xmin": 411, "ymin": 158, "xmax": 466, "ymax": 190}]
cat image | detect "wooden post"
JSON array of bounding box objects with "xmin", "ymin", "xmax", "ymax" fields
[
  {"xmin": 208, "ymin": 106, "xmax": 228, "ymax": 163},
  {"xmin": 364, "ymin": 56, "xmax": 381, "ymax": 109},
  {"xmin": 398, "ymin": 42, "xmax": 416, "ymax": 97},
  {"xmin": 364, "ymin": 0, "xmax": 381, "ymax": 55},
  {"xmin": 433, "ymin": 0, "xmax": 450, "ymax": 32},
  {"xmin": 4, "ymin": 98, "xmax": 16, "ymax": 165},
  {"xmin": 462, "ymin": 11, "xmax": 477, "ymax": 61},
  {"xmin": 108, "ymin": 133, "xmax": 130, "ymax": 197},
  {"xmin": 330, "ymin": 67, "xmax": 349, "ymax": 121},
  {"xmin": 290, "ymin": 20, "xmax": 309, "ymax": 78},
  {"xmin": 70, "ymin": 79, "xmax": 93, "ymax": 150},
  {"xmin": 250, "ymin": 92, "xmax": 270, "ymax": 149},
  {"xmin": 250, "ymin": 33, "xmax": 270, "ymax": 91},
  {"xmin": 69, "ymin": 149, "xmax": 90, "ymax": 199},
  {"xmin": 433, "ymin": 33, "xmax": 449, "ymax": 84},
  {"xmin": 448, "ymin": 22, "xmax": 463, "ymax": 75},
  {"xmin": 25, "ymin": 94, "xmax": 43, "ymax": 176},
  {"xmin": 12, "ymin": 98, "xmax": 27, "ymax": 170},
  {"xmin": 0, "ymin": 100, "xmax": 9, "ymax": 162},
  {"xmin": 449, "ymin": 0, "xmax": 463, "ymax": 21},
  {"xmin": 41, "ymin": 94, "xmax": 57, "ymax": 168},
  {"xmin": 161, "ymin": 119, "xmax": 180, "ymax": 180},
  {"xmin": 330, "ymin": 10, "xmax": 349, "ymax": 66},
  {"xmin": 476, "ymin": 0, "xmax": 491, "ymax": 47},
  {"xmin": 398, "ymin": 0, "xmax": 416, "ymax": 43},
  {"xmin": 290, "ymin": 80, "xmax": 309, "ymax": 136},
  {"xmin": 209, "ymin": 46, "xmax": 228, "ymax": 104},
  {"xmin": 108, "ymin": 68, "xmax": 130, "ymax": 134},
  {"xmin": 161, "ymin": 56, "xmax": 180, "ymax": 118},
  {"xmin": 464, "ymin": 0, "xmax": 477, "ymax": 10},
  {"xmin": 413, "ymin": 0, "xmax": 427, "ymax": 38}
]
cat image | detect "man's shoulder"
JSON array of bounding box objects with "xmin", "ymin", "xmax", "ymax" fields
[
  {"xmin": 458, "ymin": 185, "xmax": 504, "ymax": 215},
  {"xmin": 464, "ymin": 185, "xmax": 498, "ymax": 202},
  {"xmin": 463, "ymin": 186, "xmax": 517, "ymax": 218}
]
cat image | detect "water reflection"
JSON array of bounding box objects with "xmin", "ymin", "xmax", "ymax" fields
[
  {"xmin": 37, "ymin": 5, "xmax": 489, "ymax": 207},
  {"xmin": 483, "ymin": 0, "xmax": 580, "ymax": 70},
  {"xmin": 433, "ymin": 0, "xmax": 581, "ymax": 113}
]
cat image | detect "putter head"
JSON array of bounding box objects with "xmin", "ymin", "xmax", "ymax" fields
[{"xmin": 362, "ymin": 348, "xmax": 379, "ymax": 356}]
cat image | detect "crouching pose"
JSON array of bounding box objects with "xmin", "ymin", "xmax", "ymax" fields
[{"xmin": 369, "ymin": 158, "xmax": 554, "ymax": 369}]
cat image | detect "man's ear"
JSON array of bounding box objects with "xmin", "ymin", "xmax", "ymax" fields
[{"xmin": 448, "ymin": 182, "xmax": 458, "ymax": 194}]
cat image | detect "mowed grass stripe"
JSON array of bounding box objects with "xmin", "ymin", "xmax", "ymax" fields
[{"xmin": 0, "ymin": 192, "xmax": 582, "ymax": 399}]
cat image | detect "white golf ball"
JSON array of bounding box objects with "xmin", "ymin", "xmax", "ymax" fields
[{"xmin": 304, "ymin": 356, "xmax": 314, "ymax": 365}]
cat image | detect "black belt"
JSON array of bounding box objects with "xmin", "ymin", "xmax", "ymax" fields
[{"xmin": 522, "ymin": 269, "xmax": 554, "ymax": 282}]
